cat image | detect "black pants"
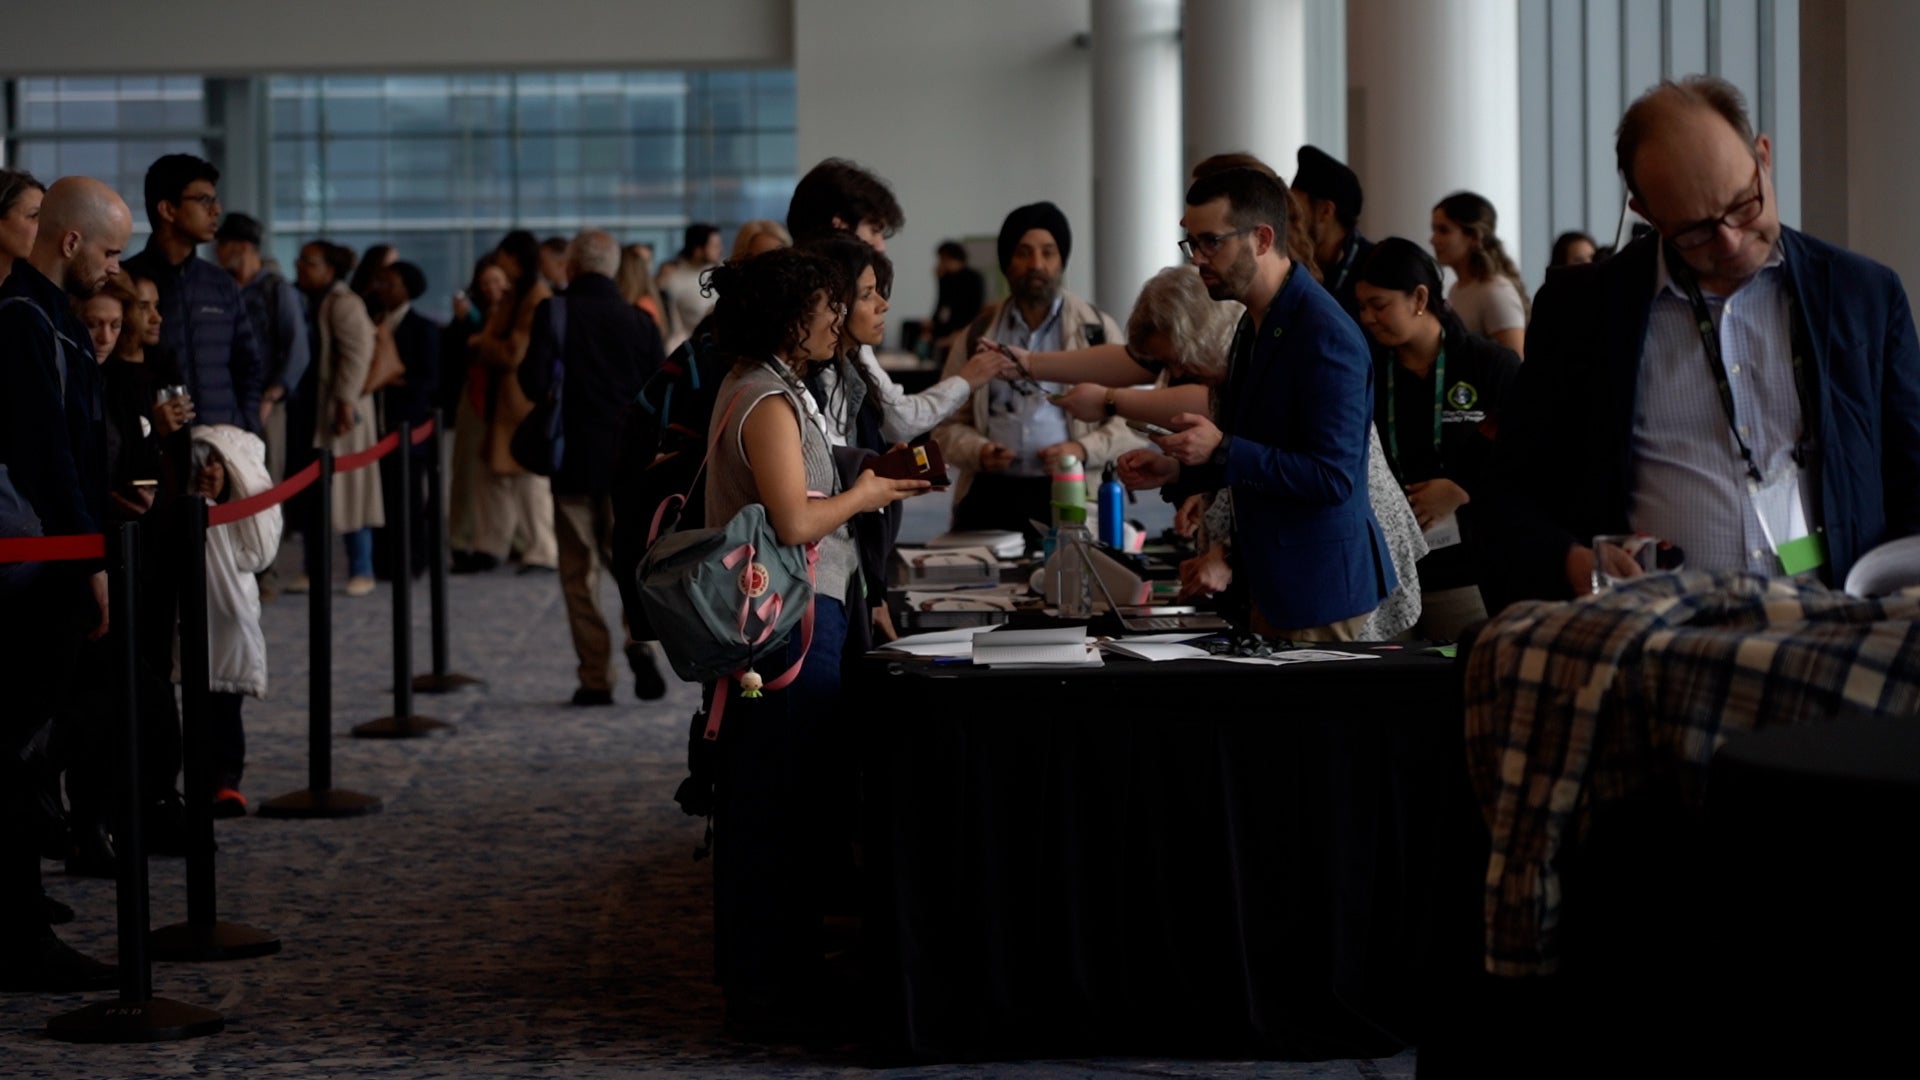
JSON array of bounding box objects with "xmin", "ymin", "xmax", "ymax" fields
[
  {"xmin": 207, "ymin": 691, "xmax": 245, "ymax": 791},
  {"xmin": 374, "ymin": 445, "xmax": 431, "ymax": 580},
  {"xmin": 0, "ymin": 573, "xmax": 89, "ymax": 937}
]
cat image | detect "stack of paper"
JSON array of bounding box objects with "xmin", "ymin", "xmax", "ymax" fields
[
  {"xmin": 893, "ymin": 546, "xmax": 1000, "ymax": 586},
  {"xmin": 970, "ymin": 626, "xmax": 1100, "ymax": 667},
  {"xmin": 928, "ymin": 529, "xmax": 1027, "ymax": 559}
]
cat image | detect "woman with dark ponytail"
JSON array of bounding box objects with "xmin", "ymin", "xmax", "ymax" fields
[
  {"xmin": 1430, "ymin": 191, "xmax": 1530, "ymax": 358},
  {"xmin": 1353, "ymin": 237, "xmax": 1521, "ymax": 639}
]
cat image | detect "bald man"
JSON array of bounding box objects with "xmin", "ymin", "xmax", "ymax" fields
[
  {"xmin": 0, "ymin": 176, "xmax": 127, "ymax": 991},
  {"xmin": 518, "ymin": 230, "xmax": 667, "ymax": 704},
  {"xmin": 1481, "ymin": 75, "xmax": 1920, "ymax": 609}
]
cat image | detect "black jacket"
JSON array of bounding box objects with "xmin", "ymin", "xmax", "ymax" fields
[
  {"xmin": 1480, "ymin": 229, "xmax": 1920, "ymax": 611},
  {"xmin": 381, "ymin": 307, "xmax": 442, "ymax": 437},
  {"xmin": 519, "ymin": 273, "xmax": 665, "ymax": 497},
  {"xmin": 0, "ymin": 262, "xmax": 106, "ymax": 539}
]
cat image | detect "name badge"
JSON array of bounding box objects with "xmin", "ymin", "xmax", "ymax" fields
[{"xmin": 1750, "ymin": 458, "xmax": 1826, "ymax": 576}]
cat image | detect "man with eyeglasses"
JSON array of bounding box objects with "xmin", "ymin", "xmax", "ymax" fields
[
  {"xmin": 124, "ymin": 154, "xmax": 265, "ymax": 437},
  {"xmin": 1481, "ymin": 76, "xmax": 1920, "ymax": 608},
  {"xmin": 1118, "ymin": 168, "xmax": 1395, "ymax": 641},
  {"xmin": 934, "ymin": 201, "xmax": 1140, "ymax": 541}
]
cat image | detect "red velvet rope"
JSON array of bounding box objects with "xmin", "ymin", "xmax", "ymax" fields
[{"xmin": 0, "ymin": 419, "xmax": 437, "ymax": 562}]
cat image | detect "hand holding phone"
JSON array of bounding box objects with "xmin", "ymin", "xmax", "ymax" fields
[{"xmin": 1127, "ymin": 418, "xmax": 1173, "ymax": 437}]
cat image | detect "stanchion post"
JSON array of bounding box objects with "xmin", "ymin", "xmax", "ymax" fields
[
  {"xmin": 356, "ymin": 423, "xmax": 450, "ymax": 739},
  {"xmin": 261, "ymin": 449, "xmax": 382, "ymax": 817},
  {"xmin": 149, "ymin": 492, "xmax": 280, "ymax": 962},
  {"xmin": 49, "ymin": 522, "xmax": 225, "ymax": 1042},
  {"xmin": 414, "ymin": 408, "xmax": 481, "ymax": 694}
]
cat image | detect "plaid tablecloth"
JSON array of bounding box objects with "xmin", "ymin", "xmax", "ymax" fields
[{"xmin": 1465, "ymin": 571, "xmax": 1920, "ymax": 976}]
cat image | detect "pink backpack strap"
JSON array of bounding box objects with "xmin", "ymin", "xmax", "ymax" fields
[
  {"xmin": 651, "ymin": 387, "xmax": 755, "ymax": 547},
  {"xmin": 702, "ymin": 537, "xmax": 821, "ymax": 741}
]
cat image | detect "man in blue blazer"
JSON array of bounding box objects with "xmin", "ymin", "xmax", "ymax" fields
[
  {"xmin": 1481, "ymin": 76, "xmax": 1920, "ymax": 611},
  {"xmin": 1123, "ymin": 167, "xmax": 1396, "ymax": 639}
]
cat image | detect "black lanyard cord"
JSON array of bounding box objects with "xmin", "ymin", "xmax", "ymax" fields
[{"xmin": 1665, "ymin": 245, "xmax": 1817, "ymax": 485}]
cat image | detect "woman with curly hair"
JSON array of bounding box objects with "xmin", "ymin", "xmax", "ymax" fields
[
  {"xmin": 1430, "ymin": 191, "xmax": 1531, "ymax": 358},
  {"xmin": 701, "ymin": 246, "xmax": 929, "ymax": 1034}
]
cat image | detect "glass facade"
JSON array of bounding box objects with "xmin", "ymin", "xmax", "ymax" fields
[
  {"xmin": 267, "ymin": 70, "xmax": 797, "ymax": 315},
  {"xmin": 5, "ymin": 77, "xmax": 212, "ymax": 238},
  {"xmin": 5, "ymin": 70, "xmax": 797, "ymax": 316}
]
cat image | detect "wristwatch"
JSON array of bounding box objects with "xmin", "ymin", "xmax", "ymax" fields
[{"xmin": 1104, "ymin": 388, "xmax": 1118, "ymax": 418}]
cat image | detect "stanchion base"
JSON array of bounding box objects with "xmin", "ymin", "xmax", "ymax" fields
[
  {"xmin": 47, "ymin": 996, "xmax": 225, "ymax": 1043},
  {"xmin": 257, "ymin": 788, "xmax": 384, "ymax": 819},
  {"xmin": 149, "ymin": 920, "xmax": 281, "ymax": 962},
  {"xmin": 351, "ymin": 715, "xmax": 453, "ymax": 739},
  {"xmin": 411, "ymin": 672, "xmax": 484, "ymax": 694}
]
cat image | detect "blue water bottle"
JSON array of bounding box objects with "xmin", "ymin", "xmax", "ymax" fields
[{"xmin": 1098, "ymin": 463, "xmax": 1125, "ymax": 549}]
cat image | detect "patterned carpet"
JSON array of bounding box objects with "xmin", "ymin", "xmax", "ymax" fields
[{"xmin": 3, "ymin": 512, "xmax": 1414, "ymax": 1079}]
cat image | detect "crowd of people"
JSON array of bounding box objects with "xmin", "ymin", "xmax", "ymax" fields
[{"xmin": 4, "ymin": 75, "xmax": 1916, "ymax": 1048}]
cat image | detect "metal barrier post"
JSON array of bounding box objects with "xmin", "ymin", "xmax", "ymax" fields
[
  {"xmin": 355, "ymin": 422, "xmax": 450, "ymax": 739},
  {"xmin": 413, "ymin": 408, "xmax": 482, "ymax": 694},
  {"xmin": 48, "ymin": 521, "xmax": 224, "ymax": 1041}
]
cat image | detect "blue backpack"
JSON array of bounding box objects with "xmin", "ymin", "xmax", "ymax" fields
[{"xmin": 636, "ymin": 387, "xmax": 821, "ymax": 741}]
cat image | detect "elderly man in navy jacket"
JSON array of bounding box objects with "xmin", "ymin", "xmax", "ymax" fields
[
  {"xmin": 520, "ymin": 231, "xmax": 668, "ymax": 705},
  {"xmin": 123, "ymin": 154, "xmax": 264, "ymax": 436},
  {"xmin": 1481, "ymin": 76, "xmax": 1920, "ymax": 610},
  {"xmin": 1120, "ymin": 167, "xmax": 1396, "ymax": 640}
]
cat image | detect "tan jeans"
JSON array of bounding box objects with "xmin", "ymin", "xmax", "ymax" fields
[
  {"xmin": 553, "ymin": 493, "xmax": 623, "ymax": 692},
  {"xmin": 1251, "ymin": 606, "xmax": 1373, "ymax": 643}
]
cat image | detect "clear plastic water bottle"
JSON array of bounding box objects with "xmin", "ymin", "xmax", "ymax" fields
[{"xmin": 1054, "ymin": 506, "xmax": 1095, "ymax": 619}]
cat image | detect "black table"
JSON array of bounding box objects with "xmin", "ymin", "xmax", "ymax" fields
[{"xmin": 854, "ymin": 641, "xmax": 1459, "ymax": 1060}]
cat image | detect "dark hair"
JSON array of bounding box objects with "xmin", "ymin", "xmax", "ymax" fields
[
  {"xmin": 786, "ymin": 158, "xmax": 905, "ymax": 245},
  {"xmin": 142, "ymin": 153, "xmax": 220, "ymax": 230},
  {"xmin": 540, "ymin": 236, "xmax": 568, "ymax": 255},
  {"xmin": 1616, "ymin": 75, "xmax": 1755, "ymax": 198},
  {"xmin": 496, "ymin": 230, "xmax": 542, "ymax": 302},
  {"xmin": 1353, "ymin": 237, "xmax": 1467, "ymax": 343},
  {"xmin": 936, "ymin": 241, "xmax": 967, "ymax": 263},
  {"xmin": 1184, "ymin": 167, "xmax": 1291, "ymax": 251},
  {"xmin": 1433, "ymin": 191, "xmax": 1531, "ymax": 320},
  {"xmin": 390, "ymin": 260, "xmax": 428, "ymax": 301},
  {"xmin": 678, "ymin": 224, "xmax": 720, "ymax": 263},
  {"xmin": 708, "ymin": 248, "xmax": 846, "ymax": 365},
  {"xmin": 1549, "ymin": 230, "xmax": 1597, "ymax": 269},
  {"xmin": 2, "ymin": 168, "xmax": 46, "ymax": 221},
  {"xmin": 304, "ymin": 239, "xmax": 357, "ymax": 284},
  {"xmin": 349, "ymin": 243, "xmax": 395, "ymax": 298},
  {"xmin": 803, "ymin": 233, "xmax": 895, "ymax": 317},
  {"xmin": 1187, "ymin": 154, "xmax": 1320, "ymax": 281}
]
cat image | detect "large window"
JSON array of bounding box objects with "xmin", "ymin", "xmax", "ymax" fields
[
  {"xmin": 268, "ymin": 70, "xmax": 797, "ymax": 315},
  {"xmin": 4, "ymin": 77, "xmax": 213, "ymax": 241},
  {"xmin": 4, "ymin": 70, "xmax": 796, "ymax": 318}
]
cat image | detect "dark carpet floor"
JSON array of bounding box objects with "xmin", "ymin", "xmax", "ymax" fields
[{"xmin": 3, "ymin": 506, "xmax": 1413, "ymax": 1078}]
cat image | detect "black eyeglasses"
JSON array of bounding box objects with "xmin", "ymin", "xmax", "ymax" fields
[
  {"xmin": 1661, "ymin": 163, "xmax": 1764, "ymax": 251},
  {"xmin": 177, "ymin": 193, "xmax": 220, "ymax": 210},
  {"xmin": 1178, "ymin": 228, "xmax": 1255, "ymax": 259}
]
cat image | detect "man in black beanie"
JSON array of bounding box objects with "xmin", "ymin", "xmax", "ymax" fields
[
  {"xmin": 932, "ymin": 201, "xmax": 1142, "ymax": 542},
  {"xmin": 1292, "ymin": 145, "xmax": 1374, "ymax": 321}
]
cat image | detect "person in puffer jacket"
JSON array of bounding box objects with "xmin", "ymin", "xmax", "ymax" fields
[{"xmin": 189, "ymin": 424, "xmax": 281, "ymax": 817}]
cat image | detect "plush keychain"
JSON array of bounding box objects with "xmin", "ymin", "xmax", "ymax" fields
[{"xmin": 738, "ymin": 670, "xmax": 764, "ymax": 698}]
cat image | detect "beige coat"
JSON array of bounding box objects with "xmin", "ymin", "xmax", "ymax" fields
[
  {"xmin": 479, "ymin": 281, "xmax": 553, "ymax": 476},
  {"xmin": 313, "ymin": 281, "xmax": 385, "ymax": 532},
  {"xmin": 932, "ymin": 291, "xmax": 1147, "ymax": 508}
]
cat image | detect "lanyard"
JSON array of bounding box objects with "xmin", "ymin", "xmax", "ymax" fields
[
  {"xmin": 1385, "ymin": 346, "xmax": 1445, "ymax": 475},
  {"xmin": 1666, "ymin": 246, "xmax": 1816, "ymax": 485},
  {"xmin": 1329, "ymin": 235, "xmax": 1359, "ymax": 295}
]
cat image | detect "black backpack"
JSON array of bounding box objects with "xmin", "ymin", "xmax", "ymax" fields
[{"xmin": 609, "ymin": 317, "xmax": 728, "ymax": 638}]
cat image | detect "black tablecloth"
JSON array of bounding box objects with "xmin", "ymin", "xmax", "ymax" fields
[{"xmin": 854, "ymin": 647, "xmax": 1459, "ymax": 1059}]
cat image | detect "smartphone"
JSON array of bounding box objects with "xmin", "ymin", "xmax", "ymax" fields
[
  {"xmin": 130, "ymin": 479, "xmax": 159, "ymax": 489},
  {"xmin": 1127, "ymin": 419, "xmax": 1174, "ymax": 437}
]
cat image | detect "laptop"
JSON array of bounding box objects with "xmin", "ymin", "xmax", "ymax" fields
[{"xmin": 1084, "ymin": 548, "xmax": 1233, "ymax": 634}]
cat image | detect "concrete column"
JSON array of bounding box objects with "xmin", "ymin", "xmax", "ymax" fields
[
  {"xmin": 1181, "ymin": 0, "xmax": 1309, "ymax": 176},
  {"xmin": 1346, "ymin": 0, "xmax": 1522, "ymax": 264},
  {"xmin": 1092, "ymin": 0, "xmax": 1184, "ymax": 317}
]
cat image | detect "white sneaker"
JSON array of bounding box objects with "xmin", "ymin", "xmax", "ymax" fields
[{"xmin": 344, "ymin": 576, "xmax": 376, "ymax": 598}]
